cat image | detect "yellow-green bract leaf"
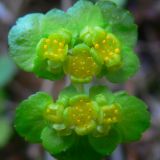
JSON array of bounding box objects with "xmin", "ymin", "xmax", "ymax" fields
[
  {"xmin": 88, "ymin": 128, "xmax": 120, "ymax": 155},
  {"xmin": 114, "ymin": 92, "xmax": 150, "ymax": 142},
  {"xmin": 96, "ymin": 0, "xmax": 137, "ymax": 48},
  {"xmin": 8, "ymin": 13, "xmax": 44, "ymax": 72},
  {"xmin": 67, "ymin": 0, "xmax": 104, "ymax": 32},
  {"xmin": 15, "ymin": 92, "xmax": 53, "ymax": 143},
  {"xmin": 104, "ymin": 48, "xmax": 140, "ymax": 83},
  {"xmin": 41, "ymin": 126, "xmax": 75, "ymax": 155}
]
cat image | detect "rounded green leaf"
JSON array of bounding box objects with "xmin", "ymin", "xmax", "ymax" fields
[
  {"xmin": 96, "ymin": 0, "xmax": 137, "ymax": 48},
  {"xmin": 41, "ymin": 126, "xmax": 75, "ymax": 154},
  {"xmin": 33, "ymin": 56, "xmax": 64, "ymax": 80},
  {"xmin": 8, "ymin": 13, "xmax": 44, "ymax": 71},
  {"xmin": 43, "ymin": 9, "xmax": 76, "ymax": 36},
  {"xmin": 89, "ymin": 128, "xmax": 120, "ymax": 155},
  {"xmin": 67, "ymin": 0, "xmax": 104, "ymax": 32},
  {"xmin": 89, "ymin": 85, "xmax": 114, "ymax": 105},
  {"xmin": 104, "ymin": 47, "xmax": 140, "ymax": 83},
  {"xmin": 114, "ymin": 92, "xmax": 150, "ymax": 142},
  {"xmin": 15, "ymin": 92, "xmax": 53, "ymax": 143},
  {"xmin": 55, "ymin": 136, "xmax": 103, "ymax": 160}
]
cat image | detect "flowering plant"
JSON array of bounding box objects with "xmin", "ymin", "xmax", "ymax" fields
[{"xmin": 8, "ymin": 0, "xmax": 150, "ymax": 160}]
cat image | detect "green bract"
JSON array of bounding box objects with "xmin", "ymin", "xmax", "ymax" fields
[
  {"xmin": 9, "ymin": 0, "xmax": 139, "ymax": 83},
  {"xmin": 15, "ymin": 85, "xmax": 150, "ymax": 159}
]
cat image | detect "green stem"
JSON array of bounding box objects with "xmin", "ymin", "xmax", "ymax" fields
[{"xmin": 73, "ymin": 83, "xmax": 85, "ymax": 93}]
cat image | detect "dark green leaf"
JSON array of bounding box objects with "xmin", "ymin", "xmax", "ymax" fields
[
  {"xmin": 41, "ymin": 126, "xmax": 75, "ymax": 155},
  {"xmin": 15, "ymin": 92, "xmax": 53, "ymax": 143},
  {"xmin": 55, "ymin": 136, "xmax": 103, "ymax": 160},
  {"xmin": 88, "ymin": 128, "xmax": 120, "ymax": 155},
  {"xmin": 114, "ymin": 92, "xmax": 150, "ymax": 142}
]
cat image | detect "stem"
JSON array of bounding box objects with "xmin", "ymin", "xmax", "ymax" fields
[{"xmin": 74, "ymin": 83, "xmax": 85, "ymax": 93}]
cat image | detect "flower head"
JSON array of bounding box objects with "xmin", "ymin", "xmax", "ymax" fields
[
  {"xmin": 14, "ymin": 85, "xmax": 150, "ymax": 158},
  {"xmin": 9, "ymin": 0, "xmax": 139, "ymax": 83}
]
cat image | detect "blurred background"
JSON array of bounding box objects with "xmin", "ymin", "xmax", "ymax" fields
[{"xmin": 0, "ymin": 0, "xmax": 160, "ymax": 160}]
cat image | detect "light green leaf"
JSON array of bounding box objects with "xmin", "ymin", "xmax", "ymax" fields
[
  {"xmin": 41, "ymin": 126, "xmax": 75, "ymax": 154},
  {"xmin": 114, "ymin": 92, "xmax": 150, "ymax": 142},
  {"xmin": 0, "ymin": 55, "xmax": 16, "ymax": 87},
  {"xmin": 67, "ymin": 0, "xmax": 104, "ymax": 32},
  {"xmin": 56, "ymin": 85, "xmax": 78, "ymax": 106},
  {"xmin": 15, "ymin": 92, "xmax": 53, "ymax": 143},
  {"xmin": 105, "ymin": 48, "xmax": 140, "ymax": 83},
  {"xmin": 8, "ymin": 13, "xmax": 44, "ymax": 72},
  {"xmin": 89, "ymin": 129, "xmax": 120, "ymax": 155},
  {"xmin": 43, "ymin": 9, "xmax": 76, "ymax": 36},
  {"xmin": 89, "ymin": 85, "xmax": 114, "ymax": 105},
  {"xmin": 96, "ymin": 0, "xmax": 137, "ymax": 48},
  {"xmin": 0, "ymin": 117, "xmax": 12, "ymax": 148}
]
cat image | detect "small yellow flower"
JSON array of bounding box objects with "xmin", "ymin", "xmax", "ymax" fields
[
  {"xmin": 64, "ymin": 95, "xmax": 99, "ymax": 135},
  {"xmin": 64, "ymin": 44, "xmax": 101, "ymax": 83}
]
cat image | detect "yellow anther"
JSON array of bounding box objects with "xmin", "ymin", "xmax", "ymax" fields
[
  {"xmin": 54, "ymin": 54, "xmax": 58, "ymax": 57},
  {"xmin": 80, "ymin": 99, "xmax": 83, "ymax": 102},
  {"xmin": 107, "ymin": 118, "xmax": 112, "ymax": 123},
  {"xmin": 54, "ymin": 40, "xmax": 58, "ymax": 44},
  {"xmin": 44, "ymin": 51, "xmax": 48, "ymax": 56},
  {"xmin": 106, "ymin": 35, "xmax": 111, "ymax": 40},
  {"xmin": 105, "ymin": 57, "xmax": 109, "ymax": 61},
  {"xmin": 115, "ymin": 48, "xmax": 120, "ymax": 54},
  {"xmin": 112, "ymin": 117, "xmax": 117, "ymax": 121},
  {"xmin": 109, "ymin": 52, "xmax": 114, "ymax": 56},
  {"xmin": 95, "ymin": 44, "xmax": 99, "ymax": 49},
  {"xmin": 45, "ymin": 39, "xmax": 50, "ymax": 43},
  {"xmin": 77, "ymin": 119, "xmax": 80, "ymax": 123},
  {"xmin": 102, "ymin": 40, "xmax": 106, "ymax": 44},
  {"xmin": 87, "ymin": 57, "xmax": 92, "ymax": 60},
  {"xmin": 59, "ymin": 42, "xmax": 63, "ymax": 47},
  {"xmin": 58, "ymin": 49, "xmax": 63, "ymax": 52},
  {"xmin": 114, "ymin": 109, "xmax": 119, "ymax": 113},
  {"xmin": 46, "ymin": 109, "xmax": 50, "ymax": 113},
  {"xmin": 43, "ymin": 45, "xmax": 48, "ymax": 49}
]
